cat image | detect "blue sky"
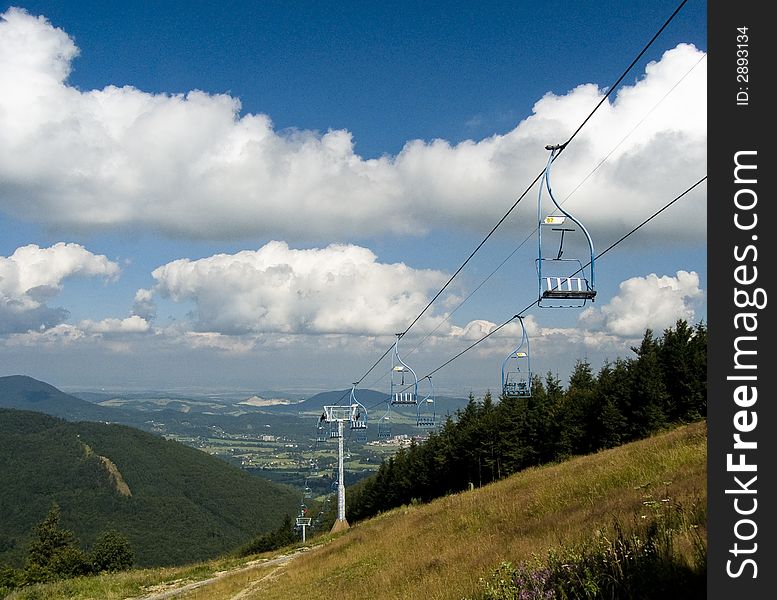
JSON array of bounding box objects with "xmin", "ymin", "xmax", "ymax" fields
[{"xmin": 0, "ymin": 1, "xmax": 707, "ymax": 397}]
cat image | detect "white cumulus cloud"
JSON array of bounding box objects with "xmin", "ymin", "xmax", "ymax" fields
[
  {"xmin": 578, "ymin": 270, "xmax": 704, "ymax": 337},
  {"xmin": 148, "ymin": 241, "xmax": 450, "ymax": 335},
  {"xmin": 0, "ymin": 242, "xmax": 121, "ymax": 333},
  {"xmin": 79, "ymin": 315, "xmax": 151, "ymax": 334},
  {"xmin": 0, "ymin": 7, "xmax": 706, "ymax": 243}
]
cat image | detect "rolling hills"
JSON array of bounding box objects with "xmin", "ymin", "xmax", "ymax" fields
[
  {"xmin": 0, "ymin": 376, "xmax": 131, "ymax": 423},
  {"xmin": 0, "ymin": 376, "xmax": 466, "ymax": 443},
  {"xmin": 2, "ymin": 421, "xmax": 707, "ymax": 600},
  {"xmin": 0, "ymin": 408, "xmax": 301, "ymax": 568}
]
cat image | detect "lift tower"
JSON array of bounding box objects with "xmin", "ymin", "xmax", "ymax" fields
[{"xmin": 320, "ymin": 401, "xmax": 366, "ymax": 532}]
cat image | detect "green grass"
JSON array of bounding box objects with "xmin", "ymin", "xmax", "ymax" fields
[
  {"xmin": 3, "ymin": 422, "xmax": 706, "ymax": 600},
  {"xmin": 2, "ymin": 557, "xmax": 233, "ymax": 600}
]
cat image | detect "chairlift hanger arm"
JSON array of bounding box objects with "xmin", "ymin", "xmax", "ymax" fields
[
  {"xmin": 501, "ymin": 315, "xmax": 532, "ymax": 397},
  {"xmin": 541, "ymin": 145, "xmax": 596, "ymax": 290}
]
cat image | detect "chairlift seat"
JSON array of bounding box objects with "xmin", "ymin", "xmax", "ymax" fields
[
  {"xmin": 391, "ymin": 391, "xmax": 417, "ymax": 405},
  {"xmin": 541, "ymin": 276, "xmax": 596, "ymax": 300},
  {"xmin": 503, "ymin": 380, "xmax": 531, "ymax": 398}
]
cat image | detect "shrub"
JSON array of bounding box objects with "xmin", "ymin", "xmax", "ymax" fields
[
  {"xmin": 90, "ymin": 530, "xmax": 134, "ymax": 573},
  {"xmin": 47, "ymin": 545, "xmax": 92, "ymax": 579},
  {"xmin": 0, "ymin": 565, "xmax": 21, "ymax": 594},
  {"xmin": 3, "ymin": 505, "xmax": 136, "ymax": 591},
  {"xmin": 238, "ymin": 514, "xmax": 297, "ymax": 557}
]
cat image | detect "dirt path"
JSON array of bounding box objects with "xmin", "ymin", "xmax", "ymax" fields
[{"xmin": 131, "ymin": 547, "xmax": 316, "ymax": 600}]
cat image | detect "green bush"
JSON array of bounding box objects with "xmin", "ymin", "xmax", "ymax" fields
[
  {"xmin": 47, "ymin": 545, "xmax": 92, "ymax": 579},
  {"xmin": 0, "ymin": 564, "xmax": 21, "ymax": 594},
  {"xmin": 238, "ymin": 514, "xmax": 297, "ymax": 557},
  {"xmin": 90, "ymin": 531, "xmax": 134, "ymax": 573},
  {"xmin": 1, "ymin": 505, "xmax": 136, "ymax": 592}
]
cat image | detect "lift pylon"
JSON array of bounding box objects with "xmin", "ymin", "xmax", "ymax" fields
[{"xmin": 321, "ymin": 405, "xmax": 352, "ymax": 531}]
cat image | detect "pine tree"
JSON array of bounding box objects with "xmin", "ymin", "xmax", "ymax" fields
[
  {"xmin": 26, "ymin": 504, "xmax": 77, "ymax": 570},
  {"xmin": 659, "ymin": 320, "xmax": 707, "ymax": 421},
  {"xmin": 25, "ymin": 504, "xmax": 90, "ymax": 581},
  {"xmin": 628, "ymin": 330, "xmax": 670, "ymax": 438},
  {"xmin": 562, "ymin": 360, "xmax": 598, "ymax": 454},
  {"xmin": 595, "ymin": 359, "xmax": 629, "ymax": 448}
]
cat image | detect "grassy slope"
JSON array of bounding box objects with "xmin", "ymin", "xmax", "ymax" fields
[
  {"xmin": 0, "ymin": 409, "xmax": 301, "ymax": 568},
  {"xmin": 6, "ymin": 421, "xmax": 706, "ymax": 600},
  {"xmin": 233, "ymin": 421, "xmax": 706, "ymax": 600}
]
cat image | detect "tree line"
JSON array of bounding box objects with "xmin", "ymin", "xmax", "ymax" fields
[
  {"xmin": 347, "ymin": 320, "xmax": 706, "ymax": 522},
  {"xmin": 0, "ymin": 504, "xmax": 133, "ymax": 593}
]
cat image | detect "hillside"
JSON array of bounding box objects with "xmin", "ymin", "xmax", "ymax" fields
[
  {"xmin": 0, "ymin": 375, "xmax": 314, "ymax": 439},
  {"xmin": 3, "ymin": 421, "xmax": 707, "ymax": 600},
  {"xmin": 0, "ymin": 376, "xmax": 130, "ymax": 423},
  {"xmin": 0, "ymin": 409, "xmax": 301, "ymax": 568},
  {"xmin": 243, "ymin": 421, "xmax": 707, "ymax": 600}
]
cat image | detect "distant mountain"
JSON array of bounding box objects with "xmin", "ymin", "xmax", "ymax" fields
[
  {"xmin": 0, "ymin": 375, "xmax": 130, "ymax": 422},
  {"xmin": 68, "ymin": 390, "xmax": 116, "ymax": 404},
  {"xmin": 265, "ymin": 388, "xmax": 470, "ymax": 415},
  {"xmin": 0, "ymin": 408, "xmax": 300, "ymax": 568},
  {"xmin": 0, "ymin": 376, "xmax": 308, "ymax": 437},
  {"xmin": 298, "ymin": 388, "xmax": 389, "ymax": 412}
]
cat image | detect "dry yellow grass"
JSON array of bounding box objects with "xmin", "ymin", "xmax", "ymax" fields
[{"xmin": 179, "ymin": 421, "xmax": 707, "ymax": 600}]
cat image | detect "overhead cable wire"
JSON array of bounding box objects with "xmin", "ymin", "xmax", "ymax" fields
[
  {"xmin": 552, "ymin": 52, "xmax": 706, "ymax": 214},
  {"xmin": 590, "ymin": 176, "xmax": 706, "ymax": 263},
  {"xmin": 419, "ymin": 174, "xmax": 707, "ymax": 382},
  {"xmin": 556, "ymin": 0, "xmax": 689, "ymax": 154},
  {"xmin": 398, "ymin": 51, "xmax": 705, "ymax": 367},
  {"xmin": 397, "ymin": 0, "xmax": 689, "ymax": 339},
  {"xmin": 348, "ymin": 0, "xmax": 690, "ymax": 391},
  {"xmin": 401, "ymin": 235, "xmax": 531, "ymax": 360},
  {"xmin": 425, "ymin": 315, "xmax": 520, "ymax": 379}
]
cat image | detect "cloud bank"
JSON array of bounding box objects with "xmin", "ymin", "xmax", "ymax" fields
[
  {"xmin": 149, "ymin": 241, "xmax": 450, "ymax": 335},
  {"xmin": 0, "ymin": 242, "xmax": 120, "ymax": 333},
  {"xmin": 578, "ymin": 270, "xmax": 704, "ymax": 336},
  {"xmin": 0, "ymin": 7, "xmax": 706, "ymax": 242}
]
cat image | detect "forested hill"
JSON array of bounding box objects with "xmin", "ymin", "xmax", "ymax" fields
[
  {"xmin": 0, "ymin": 409, "xmax": 300, "ymax": 568},
  {"xmin": 0, "ymin": 375, "xmax": 130, "ymax": 422},
  {"xmin": 347, "ymin": 320, "xmax": 707, "ymax": 522}
]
